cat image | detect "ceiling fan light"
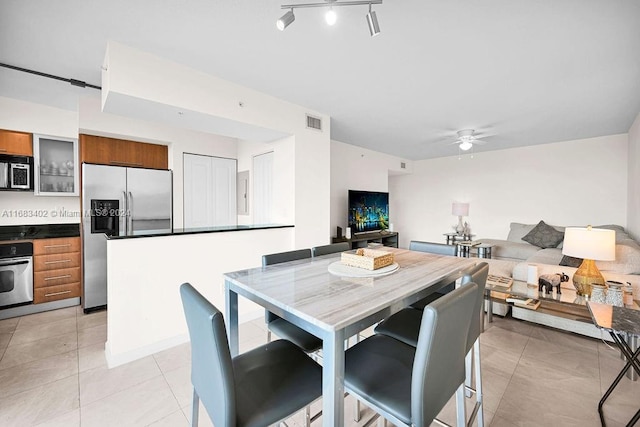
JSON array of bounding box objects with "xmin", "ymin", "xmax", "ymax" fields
[
  {"xmin": 325, "ymin": 8, "xmax": 337, "ymax": 26},
  {"xmin": 277, "ymin": 9, "xmax": 295, "ymax": 31},
  {"xmin": 459, "ymin": 141, "xmax": 473, "ymax": 151},
  {"xmin": 366, "ymin": 10, "xmax": 380, "ymax": 36}
]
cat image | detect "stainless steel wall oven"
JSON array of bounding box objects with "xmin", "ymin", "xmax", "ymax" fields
[{"xmin": 0, "ymin": 242, "xmax": 34, "ymax": 308}]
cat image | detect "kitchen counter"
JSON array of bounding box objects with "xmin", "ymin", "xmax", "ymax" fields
[
  {"xmin": 106, "ymin": 223, "xmax": 294, "ymax": 240},
  {"xmin": 0, "ymin": 223, "xmax": 80, "ymax": 241}
]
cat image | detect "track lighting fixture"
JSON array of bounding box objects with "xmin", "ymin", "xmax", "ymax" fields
[
  {"xmin": 277, "ymin": 9, "xmax": 296, "ymax": 31},
  {"xmin": 366, "ymin": 3, "xmax": 380, "ymax": 36},
  {"xmin": 278, "ymin": 0, "xmax": 382, "ymax": 36}
]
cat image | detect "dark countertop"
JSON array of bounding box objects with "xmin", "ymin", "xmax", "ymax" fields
[
  {"xmin": 0, "ymin": 223, "xmax": 80, "ymax": 241},
  {"xmin": 106, "ymin": 223, "xmax": 294, "ymax": 240}
]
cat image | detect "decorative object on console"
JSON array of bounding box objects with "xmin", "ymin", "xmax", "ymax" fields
[
  {"xmin": 522, "ymin": 220, "xmax": 565, "ymax": 248},
  {"xmin": 605, "ymin": 281, "xmax": 624, "ymax": 307},
  {"xmin": 452, "ymin": 202, "xmax": 469, "ymax": 235},
  {"xmin": 537, "ymin": 272, "xmax": 569, "ymax": 294},
  {"xmin": 526, "ymin": 264, "xmax": 538, "ymax": 285},
  {"xmin": 590, "ymin": 284, "xmax": 607, "ymax": 304},
  {"xmin": 562, "ymin": 226, "xmax": 616, "ymax": 297}
]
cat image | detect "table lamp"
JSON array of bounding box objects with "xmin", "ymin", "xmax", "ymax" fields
[
  {"xmin": 452, "ymin": 202, "xmax": 469, "ymax": 235},
  {"xmin": 562, "ymin": 226, "xmax": 615, "ymax": 297}
]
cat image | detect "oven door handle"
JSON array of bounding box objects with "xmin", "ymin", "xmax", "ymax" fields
[{"xmin": 0, "ymin": 259, "xmax": 30, "ymax": 267}]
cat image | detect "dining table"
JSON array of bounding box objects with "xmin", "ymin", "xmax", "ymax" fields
[{"xmin": 223, "ymin": 247, "xmax": 477, "ymax": 427}]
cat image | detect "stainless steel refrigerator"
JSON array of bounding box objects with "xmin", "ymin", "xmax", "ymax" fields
[{"xmin": 81, "ymin": 163, "xmax": 172, "ymax": 312}]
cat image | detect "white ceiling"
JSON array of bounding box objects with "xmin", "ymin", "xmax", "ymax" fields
[{"xmin": 1, "ymin": 0, "xmax": 639, "ymax": 160}]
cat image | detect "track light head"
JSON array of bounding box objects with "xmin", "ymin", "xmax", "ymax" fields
[
  {"xmin": 277, "ymin": 9, "xmax": 295, "ymax": 31},
  {"xmin": 325, "ymin": 7, "xmax": 337, "ymax": 26},
  {"xmin": 366, "ymin": 8, "xmax": 380, "ymax": 36}
]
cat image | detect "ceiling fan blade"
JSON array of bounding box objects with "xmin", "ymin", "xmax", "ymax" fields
[{"xmin": 473, "ymin": 139, "xmax": 487, "ymax": 145}]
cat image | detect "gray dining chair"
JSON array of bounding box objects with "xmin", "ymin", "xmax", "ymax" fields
[
  {"xmin": 408, "ymin": 240, "xmax": 458, "ymax": 309},
  {"xmin": 345, "ymin": 282, "xmax": 479, "ymax": 427},
  {"xmin": 262, "ymin": 248, "xmax": 323, "ymax": 354},
  {"xmin": 179, "ymin": 283, "xmax": 322, "ymax": 427},
  {"xmin": 311, "ymin": 241, "xmax": 350, "ymax": 257},
  {"xmin": 373, "ymin": 262, "xmax": 490, "ymax": 426}
]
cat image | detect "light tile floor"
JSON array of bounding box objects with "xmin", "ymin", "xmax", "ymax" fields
[{"xmin": 0, "ymin": 306, "xmax": 638, "ymax": 426}]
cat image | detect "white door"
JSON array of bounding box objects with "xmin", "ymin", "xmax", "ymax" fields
[
  {"xmin": 253, "ymin": 151, "xmax": 274, "ymax": 224},
  {"xmin": 184, "ymin": 154, "xmax": 237, "ymax": 228}
]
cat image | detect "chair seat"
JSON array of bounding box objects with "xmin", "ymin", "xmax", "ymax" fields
[
  {"xmin": 268, "ymin": 318, "xmax": 323, "ymax": 353},
  {"xmin": 345, "ymin": 334, "xmax": 415, "ymax": 425},
  {"xmin": 374, "ymin": 308, "xmax": 422, "ymax": 347},
  {"xmin": 234, "ymin": 339, "xmax": 323, "ymax": 427}
]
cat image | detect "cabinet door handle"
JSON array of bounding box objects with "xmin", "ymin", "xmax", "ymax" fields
[
  {"xmin": 43, "ymin": 244, "xmax": 72, "ymax": 249},
  {"xmin": 44, "ymin": 274, "xmax": 72, "ymax": 281},
  {"xmin": 44, "ymin": 259, "xmax": 72, "ymax": 265},
  {"xmin": 44, "ymin": 290, "xmax": 72, "ymax": 297},
  {"xmin": 110, "ymin": 161, "xmax": 143, "ymax": 167}
]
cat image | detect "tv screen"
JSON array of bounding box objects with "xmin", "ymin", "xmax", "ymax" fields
[{"xmin": 348, "ymin": 190, "xmax": 389, "ymax": 234}]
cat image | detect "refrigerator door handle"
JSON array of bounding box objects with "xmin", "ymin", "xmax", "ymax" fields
[
  {"xmin": 128, "ymin": 191, "xmax": 133, "ymax": 235},
  {"xmin": 122, "ymin": 191, "xmax": 128, "ymax": 235}
]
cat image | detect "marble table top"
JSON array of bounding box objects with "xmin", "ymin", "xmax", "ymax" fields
[
  {"xmin": 587, "ymin": 301, "xmax": 640, "ymax": 336},
  {"xmin": 224, "ymin": 247, "xmax": 476, "ymax": 332}
]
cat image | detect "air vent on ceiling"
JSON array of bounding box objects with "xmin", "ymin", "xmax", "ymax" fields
[
  {"xmin": 400, "ymin": 162, "xmax": 406, "ymax": 169},
  {"xmin": 306, "ymin": 114, "xmax": 322, "ymax": 131}
]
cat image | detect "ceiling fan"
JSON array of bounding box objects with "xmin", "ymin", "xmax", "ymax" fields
[{"xmin": 450, "ymin": 129, "xmax": 488, "ymax": 151}]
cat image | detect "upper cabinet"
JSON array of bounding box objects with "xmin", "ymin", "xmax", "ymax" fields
[
  {"xmin": 79, "ymin": 134, "xmax": 168, "ymax": 170},
  {"xmin": 0, "ymin": 129, "xmax": 33, "ymax": 156},
  {"xmin": 34, "ymin": 134, "xmax": 79, "ymax": 196}
]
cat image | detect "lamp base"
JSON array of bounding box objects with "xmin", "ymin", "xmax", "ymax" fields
[
  {"xmin": 572, "ymin": 258, "xmax": 605, "ymax": 297},
  {"xmin": 455, "ymin": 216, "xmax": 464, "ymax": 235}
]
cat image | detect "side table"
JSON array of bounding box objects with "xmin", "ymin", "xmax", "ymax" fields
[
  {"xmin": 477, "ymin": 243, "xmax": 493, "ymax": 259},
  {"xmin": 456, "ymin": 241, "xmax": 480, "ymax": 258},
  {"xmin": 444, "ymin": 232, "xmax": 475, "ymax": 245},
  {"xmin": 587, "ymin": 302, "xmax": 640, "ymax": 427}
]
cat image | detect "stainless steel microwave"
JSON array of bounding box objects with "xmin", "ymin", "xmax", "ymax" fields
[{"xmin": 0, "ymin": 154, "xmax": 34, "ymax": 191}]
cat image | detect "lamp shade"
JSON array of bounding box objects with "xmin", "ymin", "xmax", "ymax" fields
[
  {"xmin": 452, "ymin": 202, "xmax": 469, "ymax": 217},
  {"xmin": 562, "ymin": 227, "xmax": 615, "ymax": 261}
]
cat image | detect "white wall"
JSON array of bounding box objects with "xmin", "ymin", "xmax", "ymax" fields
[
  {"xmin": 102, "ymin": 42, "xmax": 331, "ymax": 247},
  {"xmin": 628, "ymin": 112, "xmax": 640, "ymax": 241},
  {"xmin": 389, "ymin": 134, "xmax": 629, "ymax": 248},
  {"xmin": 0, "ymin": 97, "xmax": 80, "ymax": 225},
  {"xmin": 330, "ymin": 140, "xmax": 411, "ymax": 239},
  {"xmin": 79, "ymin": 96, "xmax": 239, "ymax": 229}
]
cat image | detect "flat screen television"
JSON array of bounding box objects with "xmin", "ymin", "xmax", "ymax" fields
[{"xmin": 348, "ymin": 190, "xmax": 389, "ymax": 234}]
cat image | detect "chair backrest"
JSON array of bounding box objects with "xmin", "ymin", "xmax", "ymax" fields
[
  {"xmin": 262, "ymin": 248, "xmax": 312, "ymax": 266},
  {"xmin": 411, "ymin": 281, "xmax": 478, "ymax": 427},
  {"xmin": 460, "ymin": 262, "xmax": 489, "ymax": 352},
  {"xmin": 312, "ymin": 242, "xmax": 350, "ymax": 257},
  {"xmin": 409, "ymin": 240, "xmax": 457, "ymax": 256},
  {"xmin": 180, "ymin": 283, "xmax": 236, "ymax": 427}
]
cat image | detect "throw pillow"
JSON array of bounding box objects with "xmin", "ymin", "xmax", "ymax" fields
[
  {"xmin": 522, "ymin": 220, "xmax": 565, "ymax": 249},
  {"xmin": 559, "ymin": 255, "xmax": 583, "ymax": 268}
]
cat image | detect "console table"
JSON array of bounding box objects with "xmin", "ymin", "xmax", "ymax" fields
[{"xmin": 332, "ymin": 231, "xmax": 398, "ymax": 249}]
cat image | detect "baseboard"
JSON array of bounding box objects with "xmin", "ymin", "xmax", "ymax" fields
[{"xmin": 105, "ymin": 333, "xmax": 190, "ymax": 369}]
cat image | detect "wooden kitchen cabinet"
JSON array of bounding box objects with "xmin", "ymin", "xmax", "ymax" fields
[
  {"xmin": 33, "ymin": 237, "xmax": 81, "ymax": 304},
  {"xmin": 79, "ymin": 134, "xmax": 168, "ymax": 170},
  {"xmin": 0, "ymin": 129, "xmax": 33, "ymax": 156}
]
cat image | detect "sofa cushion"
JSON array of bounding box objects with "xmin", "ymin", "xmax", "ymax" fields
[
  {"xmin": 526, "ymin": 248, "xmax": 564, "ymax": 265},
  {"xmin": 522, "ymin": 221, "xmax": 565, "ymax": 249},
  {"xmin": 507, "ymin": 222, "xmax": 565, "ymax": 243},
  {"xmin": 560, "ymin": 255, "xmax": 583, "ymax": 268},
  {"xmin": 596, "ymin": 244, "xmax": 640, "ymax": 275}
]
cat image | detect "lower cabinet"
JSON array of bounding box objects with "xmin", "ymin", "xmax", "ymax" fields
[{"xmin": 33, "ymin": 237, "xmax": 81, "ymax": 304}]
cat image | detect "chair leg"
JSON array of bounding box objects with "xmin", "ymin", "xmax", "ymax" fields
[
  {"xmin": 353, "ymin": 398, "xmax": 361, "ymax": 422},
  {"xmin": 455, "ymin": 383, "xmax": 467, "ymax": 427},
  {"xmin": 191, "ymin": 387, "xmax": 199, "ymax": 427},
  {"xmin": 473, "ymin": 339, "xmax": 484, "ymax": 427},
  {"xmin": 465, "ymin": 350, "xmax": 473, "ymax": 398},
  {"xmin": 267, "ymin": 329, "xmax": 272, "ymax": 342}
]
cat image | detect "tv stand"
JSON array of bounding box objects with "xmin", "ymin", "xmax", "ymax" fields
[{"xmin": 333, "ymin": 231, "xmax": 398, "ymax": 249}]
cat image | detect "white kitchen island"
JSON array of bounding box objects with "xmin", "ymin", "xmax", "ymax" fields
[{"xmin": 104, "ymin": 224, "xmax": 294, "ymax": 368}]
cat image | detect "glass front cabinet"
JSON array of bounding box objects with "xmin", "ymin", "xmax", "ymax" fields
[{"xmin": 33, "ymin": 134, "xmax": 79, "ymax": 196}]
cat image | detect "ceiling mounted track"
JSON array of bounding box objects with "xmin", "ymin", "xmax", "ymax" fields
[
  {"xmin": 277, "ymin": 0, "xmax": 382, "ymax": 37},
  {"xmin": 0, "ymin": 62, "xmax": 101, "ymax": 90}
]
